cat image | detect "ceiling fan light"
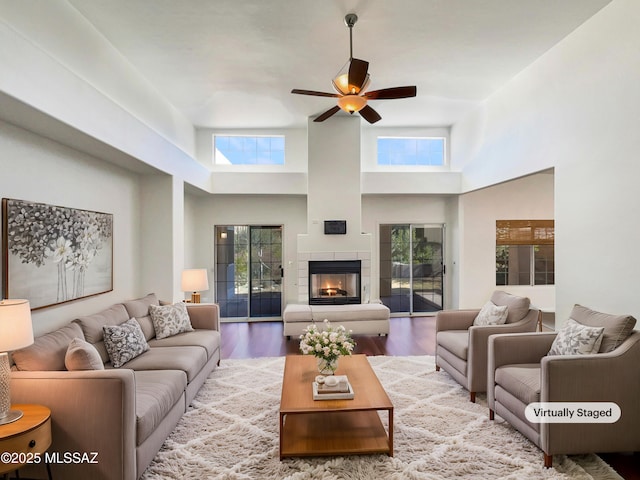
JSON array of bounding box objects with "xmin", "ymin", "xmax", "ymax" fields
[{"xmin": 337, "ymin": 95, "xmax": 367, "ymax": 113}]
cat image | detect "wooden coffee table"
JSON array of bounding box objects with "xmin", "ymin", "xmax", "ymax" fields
[{"xmin": 279, "ymin": 354, "xmax": 393, "ymax": 459}]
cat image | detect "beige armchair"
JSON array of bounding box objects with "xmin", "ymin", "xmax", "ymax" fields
[
  {"xmin": 435, "ymin": 291, "xmax": 539, "ymax": 402},
  {"xmin": 488, "ymin": 305, "xmax": 639, "ymax": 467}
]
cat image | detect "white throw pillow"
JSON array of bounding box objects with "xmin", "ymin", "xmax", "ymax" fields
[
  {"xmin": 149, "ymin": 302, "xmax": 194, "ymax": 339},
  {"xmin": 103, "ymin": 318, "xmax": 150, "ymax": 368},
  {"xmin": 548, "ymin": 318, "xmax": 605, "ymax": 356},
  {"xmin": 473, "ymin": 301, "xmax": 509, "ymax": 326},
  {"xmin": 65, "ymin": 337, "xmax": 104, "ymax": 371}
]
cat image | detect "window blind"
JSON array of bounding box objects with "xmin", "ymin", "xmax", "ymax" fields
[{"xmin": 496, "ymin": 220, "xmax": 554, "ymax": 245}]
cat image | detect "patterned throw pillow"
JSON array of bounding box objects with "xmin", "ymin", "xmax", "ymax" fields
[
  {"xmin": 548, "ymin": 318, "xmax": 605, "ymax": 356},
  {"xmin": 103, "ymin": 318, "xmax": 149, "ymax": 368},
  {"xmin": 149, "ymin": 302, "xmax": 194, "ymax": 340},
  {"xmin": 473, "ymin": 301, "xmax": 509, "ymax": 326}
]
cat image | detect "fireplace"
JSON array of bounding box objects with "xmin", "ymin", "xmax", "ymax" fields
[{"xmin": 308, "ymin": 260, "xmax": 361, "ymax": 305}]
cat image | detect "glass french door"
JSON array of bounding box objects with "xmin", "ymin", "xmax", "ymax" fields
[
  {"xmin": 379, "ymin": 224, "xmax": 444, "ymax": 314},
  {"xmin": 215, "ymin": 225, "xmax": 283, "ymax": 320}
]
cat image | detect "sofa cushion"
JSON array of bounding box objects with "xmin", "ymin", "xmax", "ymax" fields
[
  {"xmin": 436, "ymin": 331, "xmax": 469, "ymax": 360},
  {"xmin": 65, "ymin": 337, "xmax": 104, "ymax": 371},
  {"xmin": 495, "ymin": 364, "xmax": 541, "ymax": 405},
  {"xmin": 149, "ymin": 302, "xmax": 193, "ymax": 340},
  {"xmin": 148, "ymin": 329, "xmax": 221, "ymax": 359},
  {"xmin": 548, "ymin": 318, "xmax": 604, "ymax": 356},
  {"xmin": 134, "ymin": 370, "xmax": 187, "ymax": 445},
  {"xmin": 12, "ymin": 322, "xmax": 84, "ymax": 371},
  {"xmin": 123, "ymin": 293, "xmax": 160, "ymax": 341},
  {"xmin": 103, "ymin": 318, "xmax": 150, "ymax": 368},
  {"xmin": 491, "ymin": 291, "xmax": 530, "ymax": 324},
  {"xmin": 473, "ymin": 301, "xmax": 508, "ymax": 326},
  {"xmin": 569, "ymin": 304, "xmax": 636, "ymax": 353},
  {"xmin": 310, "ymin": 303, "xmax": 391, "ymax": 322},
  {"xmin": 282, "ymin": 304, "xmax": 313, "ymax": 323},
  {"xmin": 75, "ymin": 304, "xmax": 130, "ymax": 363},
  {"xmin": 120, "ymin": 346, "xmax": 207, "ymax": 382}
]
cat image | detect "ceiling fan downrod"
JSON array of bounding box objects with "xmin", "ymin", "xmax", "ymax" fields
[{"xmin": 344, "ymin": 13, "xmax": 358, "ymax": 61}]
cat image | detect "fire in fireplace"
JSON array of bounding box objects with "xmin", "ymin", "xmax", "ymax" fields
[{"xmin": 308, "ymin": 260, "xmax": 361, "ymax": 305}]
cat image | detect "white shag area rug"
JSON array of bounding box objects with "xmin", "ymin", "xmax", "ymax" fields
[{"xmin": 142, "ymin": 356, "xmax": 622, "ymax": 480}]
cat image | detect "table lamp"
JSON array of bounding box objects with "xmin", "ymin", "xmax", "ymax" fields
[
  {"xmin": 181, "ymin": 269, "xmax": 209, "ymax": 304},
  {"xmin": 0, "ymin": 299, "xmax": 34, "ymax": 424}
]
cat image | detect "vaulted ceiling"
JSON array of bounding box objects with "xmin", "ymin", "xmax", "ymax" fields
[{"xmin": 48, "ymin": 1, "xmax": 615, "ymax": 129}]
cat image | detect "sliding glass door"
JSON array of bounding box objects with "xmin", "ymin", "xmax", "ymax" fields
[
  {"xmin": 379, "ymin": 224, "xmax": 444, "ymax": 314},
  {"xmin": 215, "ymin": 225, "xmax": 283, "ymax": 320}
]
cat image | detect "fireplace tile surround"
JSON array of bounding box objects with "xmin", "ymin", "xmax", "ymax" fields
[{"xmin": 297, "ymin": 251, "xmax": 371, "ymax": 304}]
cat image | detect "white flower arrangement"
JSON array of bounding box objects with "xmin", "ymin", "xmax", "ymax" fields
[{"xmin": 299, "ymin": 319, "xmax": 356, "ymax": 363}]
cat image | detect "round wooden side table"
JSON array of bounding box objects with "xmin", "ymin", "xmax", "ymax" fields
[{"xmin": 0, "ymin": 404, "xmax": 52, "ymax": 479}]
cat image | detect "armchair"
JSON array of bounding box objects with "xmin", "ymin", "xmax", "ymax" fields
[
  {"xmin": 435, "ymin": 291, "xmax": 539, "ymax": 402},
  {"xmin": 488, "ymin": 305, "xmax": 639, "ymax": 467}
]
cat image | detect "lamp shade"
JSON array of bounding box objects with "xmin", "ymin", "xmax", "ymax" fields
[
  {"xmin": 337, "ymin": 94, "xmax": 367, "ymax": 113},
  {"xmin": 0, "ymin": 299, "xmax": 34, "ymax": 352},
  {"xmin": 181, "ymin": 269, "xmax": 209, "ymax": 292}
]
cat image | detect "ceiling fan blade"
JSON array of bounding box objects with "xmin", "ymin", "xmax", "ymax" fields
[
  {"xmin": 291, "ymin": 89, "xmax": 340, "ymax": 98},
  {"xmin": 348, "ymin": 58, "xmax": 369, "ymax": 92},
  {"xmin": 359, "ymin": 105, "xmax": 382, "ymax": 124},
  {"xmin": 364, "ymin": 86, "xmax": 417, "ymax": 100},
  {"xmin": 314, "ymin": 105, "xmax": 341, "ymax": 122}
]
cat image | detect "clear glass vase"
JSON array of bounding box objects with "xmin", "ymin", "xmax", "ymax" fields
[{"xmin": 316, "ymin": 356, "xmax": 339, "ymax": 375}]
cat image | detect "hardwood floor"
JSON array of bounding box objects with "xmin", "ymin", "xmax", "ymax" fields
[
  {"xmin": 219, "ymin": 316, "xmax": 639, "ymax": 479},
  {"xmin": 221, "ymin": 315, "xmax": 436, "ymax": 359}
]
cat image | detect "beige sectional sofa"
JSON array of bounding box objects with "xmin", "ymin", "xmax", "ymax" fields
[{"xmin": 9, "ymin": 293, "xmax": 221, "ymax": 480}]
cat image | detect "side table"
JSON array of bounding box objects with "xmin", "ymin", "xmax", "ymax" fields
[{"xmin": 0, "ymin": 404, "xmax": 52, "ymax": 479}]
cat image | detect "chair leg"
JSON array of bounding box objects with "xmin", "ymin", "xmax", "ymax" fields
[
  {"xmin": 489, "ymin": 409, "xmax": 494, "ymax": 420},
  {"xmin": 544, "ymin": 453, "xmax": 552, "ymax": 468},
  {"xmin": 470, "ymin": 391, "xmax": 476, "ymax": 403},
  {"xmin": 435, "ymin": 364, "xmax": 440, "ymax": 371}
]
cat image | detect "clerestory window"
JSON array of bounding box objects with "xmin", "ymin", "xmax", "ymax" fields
[
  {"xmin": 214, "ymin": 135, "xmax": 285, "ymax": 165},
  {"xmin": 377, "ymin": 137, "xmax": 446, "ymax": 166}
]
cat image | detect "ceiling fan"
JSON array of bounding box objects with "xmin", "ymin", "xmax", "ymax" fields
[{"xmin": 291, "ymin": 13, "xmax": 417, "ymax": 124}]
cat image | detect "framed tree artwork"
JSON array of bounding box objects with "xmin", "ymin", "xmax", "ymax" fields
[{"xmin": 2, "ymin": 198, "xmax": 113, "ymax": 310}]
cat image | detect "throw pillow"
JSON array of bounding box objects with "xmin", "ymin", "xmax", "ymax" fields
[
  {"xmin": 548, "ymin": 318, "xmax": 605, "ymax": 356},
  {"xmin": 474, "ymin": 301, "xmax": 509, "ymax": 326},
  {"xmin": 103, "ymin": 318, "xmax": 149, "ymax": 368},
  {"xmin": 149, "ymin": 302, "xmax": 193, "ymax": 340},
  {"xmin": 65, "ymin": 337, "xmax": 104, "ymax": 371}
]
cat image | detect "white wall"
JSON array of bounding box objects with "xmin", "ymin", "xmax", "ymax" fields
[
  {"xmin": 187, "ymin": 194, "xmax": 307, "ymax": 305},
  {"xmin": 458, "ymin": 173, "xmax": 555, "ymax": 310},
  {"xmin": 0, "ymin": 1, "xmax": 195, "ymax": 156},
  {"xmin": 452, "ymin": 0, "xmax": 640, "ymax": 325},
  {"xmin": 0, "ymin": 120, "xmax": 142, "ymax": 335}
]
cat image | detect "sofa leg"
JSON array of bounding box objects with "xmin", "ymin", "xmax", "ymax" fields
[
  {"xmin": 489, "ymin": 409, "xmax": 494, "ymax": 420},
  {"xmin": 544, "ymin": 453, "xmax": 552, "ymax": 468},
  {"xmin": 470, "ymin": 391, "xmax": 476, "ymax": 403},
  {"xmin": 435, "ymin": 365, "xmax": 440, "ymax": 372}
]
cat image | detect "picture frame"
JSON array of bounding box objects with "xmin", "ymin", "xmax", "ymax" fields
[{"xmin": 2, "ymin": 198, "xmax": 113, "ymax": 310}]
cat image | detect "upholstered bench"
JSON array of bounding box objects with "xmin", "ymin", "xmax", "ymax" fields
[{"xmin": 283, "ymin": 303, "xmax": 391, "ymax": 338}]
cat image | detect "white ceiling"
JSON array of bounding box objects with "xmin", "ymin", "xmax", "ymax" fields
[{"xmin": 67, "ymin": 0, "xmax": 611, "ymax": 129}]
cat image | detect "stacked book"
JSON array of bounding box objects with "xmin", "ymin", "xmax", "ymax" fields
[{"xmin": 312, "ymin": 375, "xmax": 354, "ymax": 400}]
